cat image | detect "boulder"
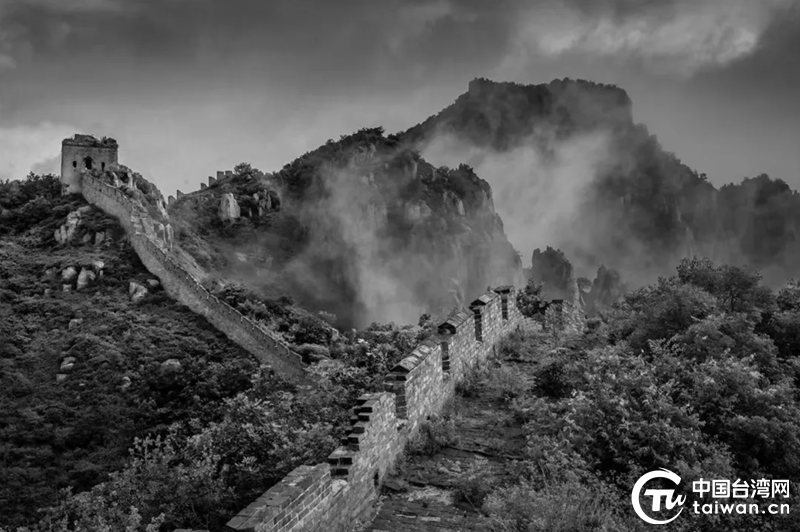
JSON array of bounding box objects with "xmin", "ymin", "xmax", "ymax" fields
[
  {"xmin": 68, "ymin": 318, "xmax": 83, "ymax": 330},
  {"xmin": 161, "ymin": 359, "xmax": 181, "ymax": 370},
  {"xmin": 54, "ymin": 211, "xmax": 82, "ymax": 244},
  {"xmin": 60, "ymin": 357, "xmax": 77, "ymax": 371},
  {"xmin": 61, "ymin": 266, "xmax": 78, "ymax": 282},
  {"xmin": 146, "ymin": 279, "xmax": 160, "ymax": 288},
  {"xmin": 128, "ymin": 281, "xmax": 148, "ymax": 302},
  {"xmin": 76, "ymin": 268, "xmax": 96, "ymax": 290},
  {"xmin": 121, "ymin": 376, "xmax": 132, "ymax": 390},
  {"xmin": 94, "ymin": 231, "xmax": 106, "ymax": 246}
]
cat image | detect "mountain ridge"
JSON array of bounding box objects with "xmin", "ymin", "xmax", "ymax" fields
[{"xmin": 400, "ymin": 77, "xmax": 800, "ymax": 286}]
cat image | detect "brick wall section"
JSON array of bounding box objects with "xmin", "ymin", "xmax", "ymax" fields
[
  {"xmin": 544, "ymin": 299, "xmax": 585, "ymax": 335},
  {"xmin": 79, "ymin": 174, "xmax": 309, "ymax": 382},
  {"xmin": 228, "ymin": 286, "xmax": 543, "ymax": 532}
]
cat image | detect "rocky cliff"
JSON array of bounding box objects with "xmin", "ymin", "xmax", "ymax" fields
[
  {"xmin": 401, "ymin": 78, "xmax": 800, "ymax": 289},
  {"xmin": 170, "ymin": 128, "xmax": 524, "ymax": 329}
]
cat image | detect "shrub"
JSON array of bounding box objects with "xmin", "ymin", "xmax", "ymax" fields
[
  {"xmin": 407, "ymin": 413, "xmax": 460, "ymax": 456},
  {"xmin": 453, "ymin": 458, "xmax": 499, "ymax": 511},
  {"xmin": 486, "ymin": 365, "xmax": 529, "ymax": 402},
  {"xmin": 532, "ymin": 348, "xmax": 574, "ymax": 399},
  {"xmin": 456, "ymin": 360, "xmax": 488, "ymax": 397},
  {"xmin": 481, "ymin": 477, "xmax": 641, "ymax": 532}
]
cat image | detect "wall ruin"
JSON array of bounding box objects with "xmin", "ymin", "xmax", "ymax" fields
[
  {"xmin": 61, "ymin": 135, "xmax": 119, "ymax": 195},
  {"xmin": 79, "ymin": 173, "xmax": 309, "ymax": 382},
  {"xmin": 226, "ymin": 286, "xmax": 529, "ymax": 532}
]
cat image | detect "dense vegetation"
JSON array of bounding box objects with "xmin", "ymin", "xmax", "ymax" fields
[
  {"xmin": 4, "ymin": 78, "xmax": 800, "ymax": 531},
  {"xmin": 170, "ymin": 127, "xmax": 521, "ymax": 330},
  {"xmin": 0, "ymin": 174, "xmax": 433, "ymax": 530},
  {"xmin": 402, "ymin": 78, "xmax": 800, "ymax": 286},
  {"xmin": 468, "ymin": 257, "xmax": 800, "ymax": 531}
]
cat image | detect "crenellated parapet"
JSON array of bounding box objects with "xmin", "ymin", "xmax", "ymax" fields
[
  {"xmin": 226, "ymin": 285, "xmax": 533, "ymax": 532},
  {"xmin": 79, "ymin": 173, "xmax": 309, "ymax": 382}
]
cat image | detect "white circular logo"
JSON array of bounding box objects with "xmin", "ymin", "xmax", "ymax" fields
[{"xmin": 631, "ymin": 468, "xmax": 686, "ymax": 524}]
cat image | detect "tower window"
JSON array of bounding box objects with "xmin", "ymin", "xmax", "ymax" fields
[
  {"xmin": 101, "ymin": 162, "xmax": 106, "ymax": 171},
  {"xmin": 83, "ymin": 156, "xmax": 94, "ymax": 170},
  {"xmin": 72, "ymin": 161, "xmax": 77, "ymax": 168}
]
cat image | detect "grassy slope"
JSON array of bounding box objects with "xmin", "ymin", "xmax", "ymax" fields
[{"xmin": 0, "ymin": 189, "xmax": 258, "ymax": 528}]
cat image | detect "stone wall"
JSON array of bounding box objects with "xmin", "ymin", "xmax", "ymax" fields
[
  {"xmin": 542, "ymin": 299, "xmax": 585, "ymax": 335},
  {"xmin": 80, "ymin": 173, "xmax": 309, "ymax": 382},
  {"xmin": 226, "ymin": 286, "xmax": 532, "ymax": 532},
  {"xmin": 61, "ymin": 137, "xmax": 119, "ymax": 195}
]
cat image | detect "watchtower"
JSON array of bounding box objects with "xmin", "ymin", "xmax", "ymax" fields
[{"xmin": 60, "ymin": 134, "xmax": 119, "ymax": 194}]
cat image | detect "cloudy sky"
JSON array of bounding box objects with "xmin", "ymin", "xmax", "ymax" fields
[{"xmin": 1, "ymin": 0, "xmax": 798, "ymax": 197}]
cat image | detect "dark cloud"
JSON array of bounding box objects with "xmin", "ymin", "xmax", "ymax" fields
[{"xmin": 0, "ymin": 0, "xmax": 798, "ymax": 195}]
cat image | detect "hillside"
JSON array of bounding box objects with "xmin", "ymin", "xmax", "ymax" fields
[
  {"xmin": 401, "ymin": 77, "xmax": 800, "ymax": 287},
  {"xmin": 0, "ymin": 175, "xmax": 260, "ymax": 528},
  {"xmin": 167, "ymin": 127, "xmax": 524, "ymax": 330},
  {"xmin": 0, "ymin": 173, "xmax": 441, "ymax": 530},
  {"xmin": 2, "ymin": 75, "xmax": 800, "ymax": 531}
]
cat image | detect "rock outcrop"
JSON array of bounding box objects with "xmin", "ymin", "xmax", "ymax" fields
[
  {"xmin": 530, "ymin": 247, "xmax": 578, "ymax": 302},
  {"xmin": 267, "ymin": 128, "xmax": 525, "ymax": 328},
  {"xmin": 54, "ymin": 210, "xmax": 83, "ymax": 244},
  {"xmin": 219, "ymin": 193, "xmax": 241, "ymax": 221},
  {"xmin": 585, "ymin": 265, "xmax": 625, "ymax": 316},
  {"xmin": 128, "ymin": 281, "xmax": 148, "ymax": 302},
  {"xmin": 76, "ymin": 267, "xmax": 95, "ymax": 290}
]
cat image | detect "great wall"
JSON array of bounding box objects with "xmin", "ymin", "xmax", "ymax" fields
[
  {"xmin": 224, "ymin": 288, "xmax": 583, "ymax": 532},
  {"xmin": 78, "ymin": 171, "xmax": 308, "ymax": 381},
  {"xmin": 62, "ymin": 134, "xmax": 585, "ymax": 532}
]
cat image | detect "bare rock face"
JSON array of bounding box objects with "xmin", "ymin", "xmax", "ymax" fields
[
  {"xmin": 585, "ymin": 265, "xmax": 625, "ymax": 316},
  {"xmin": 443, "ymin": 190, "xmax": 465, "ymax": 216},
  {"xmin": 156, "ymin": 199, "xmax": 170, "ymax": 221},
  {"xmin": 165, "ymin": 224, "xmax": 174, "ymax": 249},
  {"xmin": 531, "ymin": 247, "xmax": 577, "ymax": 301},
  {"xmin": 128, "ymin": 281, "xmax": 148, "ymax": 302},
  {"xmin": 154, "ymin": 222, "xmax": 166, "ymax": 241},
  {"xmin": 54, "ymin": 211, "xmax": 83, "ymax": 244},
  {"xmin": 77, "ymin": 267, "xmax": 96, "ymax": 290},
  {"xmin": 219, "ymin": 193, "xmax": 241, "ymax": 221}
]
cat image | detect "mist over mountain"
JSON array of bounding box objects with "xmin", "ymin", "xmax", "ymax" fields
[
  {"xmin": 404, "ymin": 77, "xmax": 800, "ymax": 288},
  {"xmin": 170, "ymin": 128, "xmax": 523, "ymax": 330},
  {"xmin": 173, "ymin": 77, "xmax": 800, "ymax": 329}
]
